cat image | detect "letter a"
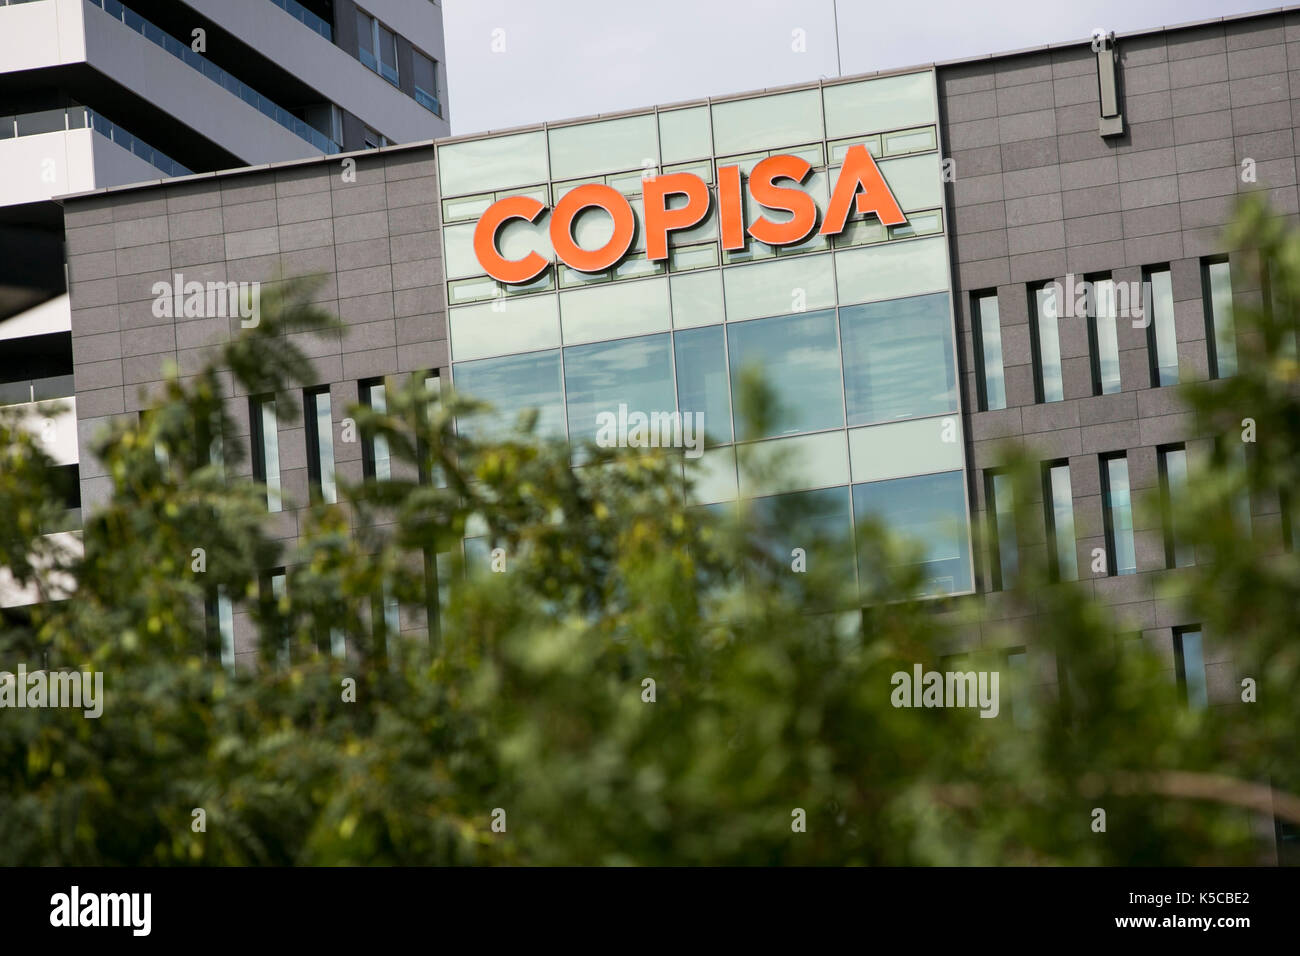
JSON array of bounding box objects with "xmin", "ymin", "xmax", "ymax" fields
[{"xmin": 820, "ymin": 145, "xmax": 906, "ymax": 236}]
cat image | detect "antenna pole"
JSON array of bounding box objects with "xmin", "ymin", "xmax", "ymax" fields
[{"xmin": 832, "ymin": 0, "xmax": 843, "ymax": 77}]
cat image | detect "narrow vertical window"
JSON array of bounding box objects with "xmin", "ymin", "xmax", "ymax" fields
[
  {"xmin": 1031, "ymin": 281, "xmax": 1064, "ymax": 403},
  {"xmin": 1144, "ymin": 266, "xmax": 1178, "ymax": 386},
  {"xmin": 207, "ymin": 589, "xmax": 235, "ymax": 671},
  {"xmin": 985, "ymin": 470, "xmax": 1018, "ymax": 590},
  {"xmin": 361, "ymin": 378, "xmax": 390, "ymax": 480},
  {"xmin": 1202, "ymin": 257, "xmax": 1236, "ymax": 378},
  {"xmin": 413, "ymin": 49, "xmax": 440, "ymax": 114},
  {"xmin": 249, "ymin": 395, "xmax": 281, "ymax": 512},
  {"xmin": 972, "ymin": 291, "xmax": 1006, "ymax": 411},
  {"xmin": 1088, "ymin": 275, "xmax": 1122, "ymax": 395},
  {"xmin": 1043, "ymin": 461, "xmax": 1078, "ymax": 581},
  {"xmin": 1101, "ymin": 453, "xmax": 1137, "ymax": 575},
  {"xmin": 1173, "ymin": 626, "xmax": 1208, "ymax": 710},
  {"xmin": 356, "ymin": 11, "xmax": 376, "ymax": 72},
  {"xmin": 262, "ymin": 569, "xmax": 288, "ymax": 665},
  {"xmin": 376, "ymin": 21, "xmax": 399, "ymax": 85},
  {"xmin": 418, "ymin": 371, "xmax": 446, "ymax": 489},
  {"xmin": 304, "ymin": 386, "xmax": 337, "ymax": 504},
  {"xmin": 1157, "ymin": 444, "xmax": 1194, "ymax": 568}
]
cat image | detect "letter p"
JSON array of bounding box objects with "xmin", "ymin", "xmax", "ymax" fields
[{"xmin": 642, "ymin": 172, "xmax": 711, "ymax": 262}]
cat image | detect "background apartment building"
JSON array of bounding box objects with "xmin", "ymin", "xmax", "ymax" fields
[{"xmin": 0, "ymin": 0, "xmax": 448, "ymax": 607}]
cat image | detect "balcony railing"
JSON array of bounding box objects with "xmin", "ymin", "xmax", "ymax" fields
[
  {"xmin": 87, "ymin": 0, "xmax": 340, "ymax": 154},
  {"xmin": 0, "ymin": 375, "xmax": 75, "ymax": 407},
  {"xmin": 0, "ymin": 105, "xmax": 192, "ymax": 177},
  {"xmin": 415, "ymin": 86, "xmax": 440, "ymax": 116},
  {"xmin": 266, "ymin": 0, "xmax": 332, "ymax": 42}
]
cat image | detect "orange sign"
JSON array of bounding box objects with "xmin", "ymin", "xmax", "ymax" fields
[{"xmin": 473, "ymin": 144, "xmax": 906, "ymax": 283}]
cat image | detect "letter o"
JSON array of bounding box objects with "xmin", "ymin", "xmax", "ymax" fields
[{"xmin": 549, "ymin": 183, "xmax": 635, "ymax": 273}]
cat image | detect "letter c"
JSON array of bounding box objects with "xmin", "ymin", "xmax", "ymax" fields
[{"xmin": 474, "ymin": 194, "xmax": 550, "ymax": 284}]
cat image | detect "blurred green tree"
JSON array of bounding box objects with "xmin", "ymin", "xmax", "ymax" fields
[{"xmin": 0, "ymin": 199, "xmax": 1296, "ymax": 865}]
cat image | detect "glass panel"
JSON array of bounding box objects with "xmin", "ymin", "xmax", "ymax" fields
[
  {"xmin": 726, "ymin": 309, "xmax": 843, "ymax": 439},
  {"xmin": 737, "ymin": 431, "xmax": 850, "ymax": 497},
  {"xmin": 669, "ymin": 243, "xmax": 719, "ymax": 273},
  {"xmin": 563, "ymin": 333, "xmax": 675, "ymax": 449},
  {"xmin": 675, "ymin": 324, "xmax": 732, "ymax": 446},
  {"xmin": 443, "ymin": 222, "xmax": 486, "ymax": 279},
  {"xmin": 711, "ymin": 88, "xmax": 823, "ymax": 156},
  {"xmin": 438, "ymin": 130, "xmax": 549, "ymax": 197},
  {"xmin": 1105, "ymin": 456, "xmax": 1137, "ymax": 575},
  {"xmin": 888, "ymin": 210, "xmax": 943, "ymax": 239},
  {"xmin": 356, "ymin": 11, "xmax": 375, "ymax": 67},
  {"xmin": 1035, "ymin": 284, "xmax": 1064, "ymax": 403},
  {"xmin": 1206, "ymin": 260, "xmax": 1236, "ymax": 377},
  {"xmin": 691, "ymin": 445, "xmax": 738, "ymax": 504},
  {"xmin": 829, "ymin": 135, "xmax": 881, "ymax": 164},
  {"xmin": 14, "ymin": 107, "xmax": 65, "ymax": 136},
  {"xmin": 376, "ymin": 23, "xmax": 398, "ymax": 83},
  {"xmin": 751, "ymin": 486, "xmax": 854, "ymax": 579},
  {"xmin": 1177, "ymin": 629, "xmax": 1208, "ymax": 710},
  {"xmin": 312, "ymin": 389, "xmax": 337, "ymax": 504},
  {"xmin": 607, "ymin": 169, "xmax": 653, "ymax": 196},
  {"xmin": 723, "ymin": 241, "xmax": 775, "ymax": 265},
  {"xmin": 835, "ymin": 236, "xmax": 948, "ymax": 305},
  {"xmin": 549, "ymin": 113, "xmax": 658, "ymax": 181},
  {"xmin": 449, "ymin": 277, "xmax": 499, "ymax": 305},
  {"xmin": 785, "ymin": 143, "xmax": 824, "ymax": 166},
  {"xmin": 449, "ymin": 295, "xmax": 560, "ymax": 363},
  {"xmin": 413, "ymin": 50, "xmax": 437, "ymax": 99},
  {"xmin": 670, "ymin": 269, "xmax": 724, "ymax": 328},
  {"xmin": 840, "ymin": 292, "xmax": 957, "ymax": 426},
  {"xmin": 559, "ymin": 264, "xmax": 610, "ymax": 288},
  {"xmin": 217, "ymin": 590, "xmax": 235, "ymax": 670},
  {"xmin": 560, "ymin": 276, "xmax": 670, "ymax": 345},
  {"xmin": 853, "ymin": 470, "xmax": 972, "ymax": 596},
  {"xmin": 990, "ymin": 471, "xmax": 1017, "ymax": 588},
  {"xmin": 614, "ymin": 256, "xmax": 665, "ymax": 280},
  {"xmin": 1161, "ymin": 446, "xmax": 1194, "ymax": 568},
  {"xmin": 723, "ymin": 254, "xmax": 836, "ymax": 322},
  {"xmin": 823, "ymin": 72, "xmax": 937, "ymax": 140},
  {"xmin": 665, "ymin": 159, "xmax": 714, "ymax": 183},
  {"xmin": 833, "ymin": 218, "xmax": 887, "ymax": 248},
  {"xmin": 366, "ymin": 382, "xmax": 390, "ymax": 481},
  {"xmin": 453, "ymin": 350, "xmax": 566, "ymax": 440},
  {"xmin": 1146, "ymin": 268, "xmax": 1178, "ymax": 386},
  {"xmin": 257, "ymin": 397, "xmax": 282, "ymax": 512},
  {"xmin": 848, "ymin": 416, "xmax": 964, "ymax": 484},
  {"xmin": 659, "ymin": 106, "xmax": 712, "ymax": 163},
  {"xmin": 976, "ymin": 293, "xmax": 1006, "ymax": 411},
  {"xmin": 883, "ymin": 126, "xmax": 937, "ymax": 155},
  {"xmin": 877, "ymin": 153, "xmax": 943, "ymax": 211},
  {"xmin": 1047, "ymin": 463, "xmax": 1078, "ymax": 581},
  {"xmin": 1092, "ymin": 278, "xmax": 1122, "ymax": 395},
  {"xmin": 442, "ymin": 193, "xmax": 493, "ymax": 223}
]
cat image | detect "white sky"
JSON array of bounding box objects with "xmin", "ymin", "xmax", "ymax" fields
[{"xmin": 442, "ymin": 0, "xmax": 1278, "ymax": 135}]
